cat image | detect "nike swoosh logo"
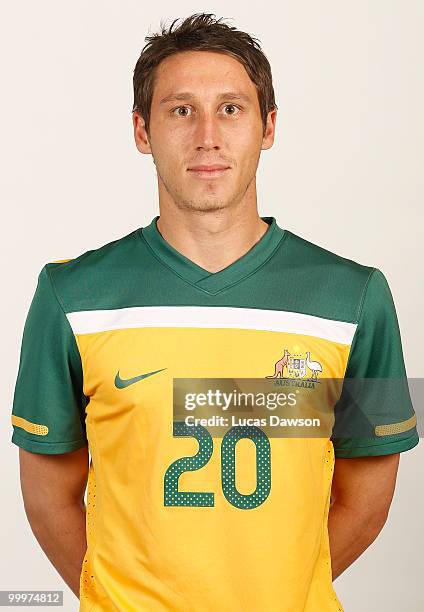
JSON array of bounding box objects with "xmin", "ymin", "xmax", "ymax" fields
[{"xmin": 115, "ymin": 368, "xmax": 166, "ymax": 389}]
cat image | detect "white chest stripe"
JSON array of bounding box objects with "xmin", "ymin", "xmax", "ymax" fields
[{"xmin": 66, "ymin": 305, "xmax": 357, "ymax": 345}]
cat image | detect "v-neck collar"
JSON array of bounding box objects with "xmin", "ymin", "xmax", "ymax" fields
[{"xmin": 140, "ymin": 215, "xmax": 285, "ymax": 295}]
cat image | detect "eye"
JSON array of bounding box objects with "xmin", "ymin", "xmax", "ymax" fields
[
  {"xmin": 172, "ymin": 106, "xmax": 192, "ymax": 117},
  {"xmin": 222, "ymin": 104, "xmax": 241, "ymax": 115}
]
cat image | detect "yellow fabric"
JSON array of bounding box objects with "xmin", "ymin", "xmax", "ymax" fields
[
  {"xmin": 76, "ymin": 327, "xmax": 348, "ymax": 611},
  {"xmin": 11, "ymin": 415, "xmax": 49, "ymax": 436}
]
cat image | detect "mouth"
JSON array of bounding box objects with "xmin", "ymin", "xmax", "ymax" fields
[{"xmin": 187, "ymin": 165, "xmax": 230, "ymax": 179}]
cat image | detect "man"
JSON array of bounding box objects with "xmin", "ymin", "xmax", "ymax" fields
[{"xmin": 11, "ymin": 12, "xmax": 419, "ymax": 611}]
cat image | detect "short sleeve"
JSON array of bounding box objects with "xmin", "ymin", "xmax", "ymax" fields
[
  {"xmin": 331, "ymin": 267, "xmax": 419, "ymax": 458},
  {"xmin": 11, "ymin": 264, "xmax": 88, "ymax": 454}
]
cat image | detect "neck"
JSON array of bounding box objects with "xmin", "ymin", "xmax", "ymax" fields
[{"xmin": 155, "ymin": 206, "xmax": 270, "ymax": 274}]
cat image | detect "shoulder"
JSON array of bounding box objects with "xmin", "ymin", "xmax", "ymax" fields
[
  {"xmin": 279, "ymin": 229, "xmax": 378, "ymax": 324},
  {"xmin": 41, "ymin": 227, "xmax": 141, "ymax": 313},
  {"xmin": 283, "ymin": 229, "xmax": 374, "ymax": 277}
]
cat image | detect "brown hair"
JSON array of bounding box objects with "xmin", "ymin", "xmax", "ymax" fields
[{"xmin": 132, "ymin": 13, "xmax": 277, "ymax": 137}]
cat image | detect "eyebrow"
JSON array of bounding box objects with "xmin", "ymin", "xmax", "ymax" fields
[{"xmin": 159, "ymin": 91, "xmax": 251, "ymax": 105}]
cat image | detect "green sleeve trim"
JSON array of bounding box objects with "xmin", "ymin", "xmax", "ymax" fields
[
  {"xmin": 333, "ymin": 432, "xmax": 419, "ymax": 458},
  {"xmin": 12, "ymin": 430, "xmax": 88, "ymax": 455}
]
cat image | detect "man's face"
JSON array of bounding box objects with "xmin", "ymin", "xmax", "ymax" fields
[{"xmin": 133, "ymin": 50, "xmax": 276, "ymax": 213}]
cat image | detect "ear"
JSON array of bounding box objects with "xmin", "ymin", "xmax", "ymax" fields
[
  {"xmin": 133, "ymin": 111, "xmax": 152, "ymax": 155},
  {"xmin": 261, "ymin": 108, "xmax": 277, "ymax": 151}
]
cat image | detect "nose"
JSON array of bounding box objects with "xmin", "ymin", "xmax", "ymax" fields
[{"xmin": 194, "ymin": 113, "xmax": 221, "ymax": 151}]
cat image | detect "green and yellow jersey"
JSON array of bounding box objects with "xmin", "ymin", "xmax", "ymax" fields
[{"xmin": 11, "ymin": 216, "xmax": 419, "ymax": 611}]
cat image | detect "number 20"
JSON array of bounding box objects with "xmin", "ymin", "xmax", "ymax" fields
[{"xmin": 164, "ymin": 422, "xmax": 271, "ymax": 510}]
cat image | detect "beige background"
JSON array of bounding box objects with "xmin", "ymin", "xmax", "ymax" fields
[{"xmin": 1, "ymin": 2, "xmax": 423, "ymax": 610}]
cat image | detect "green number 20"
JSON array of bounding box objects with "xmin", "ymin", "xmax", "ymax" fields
[{"xmin": 164, "ymin": 422, "xmax": 271, "ymax": 510}]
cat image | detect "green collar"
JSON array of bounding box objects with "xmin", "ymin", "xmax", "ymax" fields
[{"xmin": 141, "ymin": 215, "xmax": 285, "ymax": 295}]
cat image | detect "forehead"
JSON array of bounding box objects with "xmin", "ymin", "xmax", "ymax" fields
[{"xmin": 152, "ymin": 50, "xmax": 257, "ymax": 101}]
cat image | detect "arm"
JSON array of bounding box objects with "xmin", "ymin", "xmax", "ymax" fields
[
  {"xmin": 18, "ymin": 445, "xmax": 89, "ymax": 598},
  {"xmin": 328, "ymin": 452, "xmax": 400, "ymax": 581}
]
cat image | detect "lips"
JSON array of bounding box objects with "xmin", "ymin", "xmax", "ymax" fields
[
  {"xmin": 188, "ymin": 165, "xmax": 229, "ymax": 172},
  {"xmin": 187, "ymin": 164, "xmax": 230, "ymax": 178}
]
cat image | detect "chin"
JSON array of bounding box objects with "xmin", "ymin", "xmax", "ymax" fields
[{"xmin": 178, "ymin": 198, "xmax": 232, "ymax": 213}]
